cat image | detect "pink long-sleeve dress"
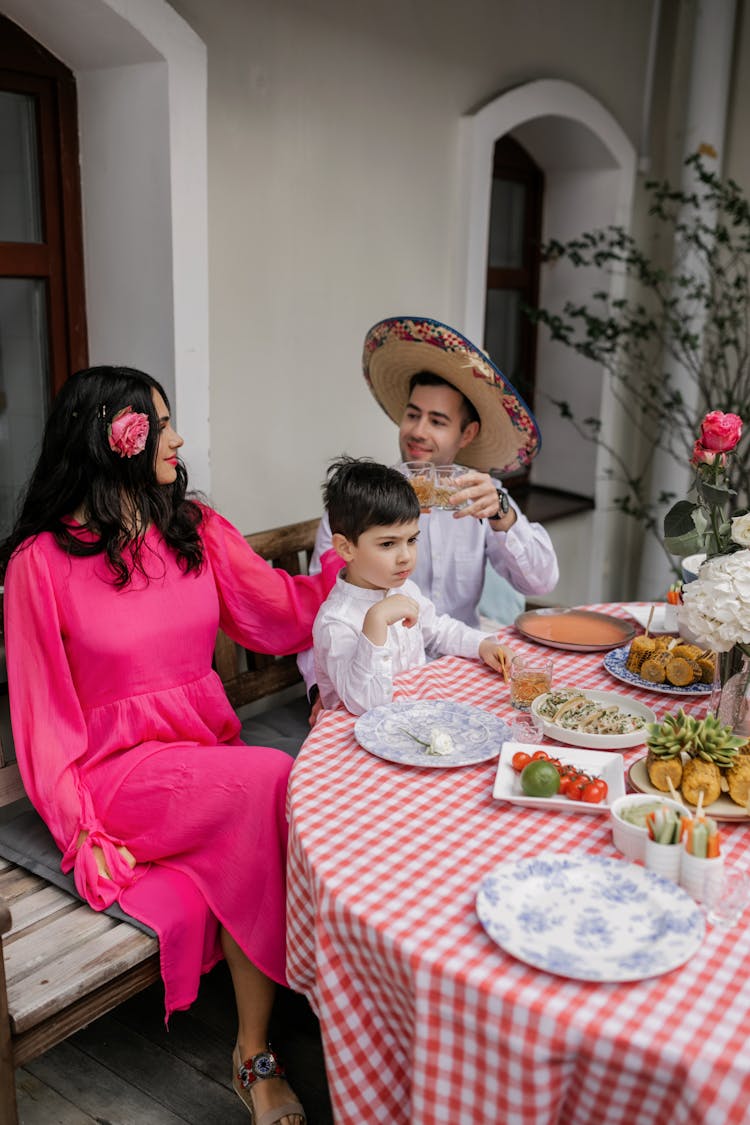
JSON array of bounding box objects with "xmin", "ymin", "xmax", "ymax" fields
[{"xmin": 4, "ymin": 506, "xmax": 341, "ymax": 1016}]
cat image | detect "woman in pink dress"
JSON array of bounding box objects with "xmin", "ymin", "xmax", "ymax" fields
[{"xmin": 1, "ymin": 365, "xmax": 337, "ymax": 1125}]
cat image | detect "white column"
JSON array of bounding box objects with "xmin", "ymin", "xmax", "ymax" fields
[{"xmin": 636, "ymin": 0, "xmax": 737, "ymax": 597}]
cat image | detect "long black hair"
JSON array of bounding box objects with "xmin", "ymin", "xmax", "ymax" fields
[{"xmin": 0, "ymin": 366, "xmax": 204, "ymax": 585}]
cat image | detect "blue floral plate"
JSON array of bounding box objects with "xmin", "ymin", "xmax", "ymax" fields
[
  {"xmin": 354, "ymin": 699, "xmax": 510, "ymax": 768},
  {"xmin": 476, "ymin": 854, "xmax": 704, "ymax": 981},
  {"xmin": 603, "ymin": 646, "xmax": 712, "ymax": 696}
]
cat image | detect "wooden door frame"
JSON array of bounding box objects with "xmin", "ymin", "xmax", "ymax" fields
[{"xmin": 0, "ymin": 14, "xmax": 87, "ymax": 397}]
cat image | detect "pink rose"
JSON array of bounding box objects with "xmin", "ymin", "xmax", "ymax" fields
[
  {"xmin": 691, "ymin": 440, "xmax": 726, "ymax": 468},
  {"xmin": 699, "ymin": 410, "xmax": 743, "ymax": 452},
  {"xmin": 108, "ymin": 406, "xmax": 150, "ymax": 458}
]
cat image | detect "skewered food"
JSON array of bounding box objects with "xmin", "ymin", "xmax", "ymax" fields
[
  {"xmin": 646, "ymin": 752, "xmax": 684, "ymax": 792},
  {"xmin": 671, "ymin": 643, "xmax": 703, "ymax": 661},
  {"xmin": 681, "ymin": 758, "xmax": 722, "ymax": 806},
  {"xmin": 626, "ymin": 635, "xmax": 656, "ymax": 673},
  {"xmin": 640, "ymin": 653, "xmax": 669, "ymax": 684},
  {"xmin": 645, "ymin": 709, "xmax": 693, "ymax": 790},
  {"xmin": 664, "ymin": 656, "xmax": 699, "ymax": 687},
  {"xmin": 624, "ymin": 636, "xmax": 714, "ymax": 687},
  {"xmin": 645, "ymin": 709, "xmax": 746, "ymax": 806},
  {"xmin": 725, "ymin": 751, "xmax": 750, "ymax": 806}
]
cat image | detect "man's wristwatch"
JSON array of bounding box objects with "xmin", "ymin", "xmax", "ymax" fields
[{"xmin": 489, "ymin": 488, "xmax": 510, "ymax": 520}]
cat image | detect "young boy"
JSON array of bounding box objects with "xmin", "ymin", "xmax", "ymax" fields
[{"xmin": 312, "ymin": 457, "xmax": 513, "ymax": 716}]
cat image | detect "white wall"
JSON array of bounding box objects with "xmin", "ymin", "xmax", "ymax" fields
[
  {"xmin": 78, "ymin": 62, "xmax": 175, "ymax": 403},
  {"xmin": 167, "ymin": 0, "xmax": 660, "ymax": 533},
  {"xmin": 7, "ymin": 0, "xmax": 750, "ymax": 601}
]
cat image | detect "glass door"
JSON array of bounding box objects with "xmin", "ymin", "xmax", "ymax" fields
[
  {"xmin": 0, "ymin": 90, "xmax": 49, "ymax": 538},
  {"xmin": 0, "ymin": 14, "xmax": 87, "ymax": 540}
]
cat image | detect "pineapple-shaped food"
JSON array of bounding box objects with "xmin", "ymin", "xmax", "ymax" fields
[
  {"xmin": 682, "ymin": 714, "xmax": 744, "ymax": 806},
  {"xmin": 645, "ymin": 709, "xmax": 695, "ymax": 792},
  {"xmin": 721, "ymin": 739, "xmax": 750, "ymax": 807}
]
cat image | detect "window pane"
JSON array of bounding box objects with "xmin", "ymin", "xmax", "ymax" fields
[
  {"xmin": 0, "ymin": 279, "xmax": 49, "ymax": 538},
  {"xmin": 0, "ymin": 90, "xmax": 42, "ymax": 243},
  {"xmin": 487, "ymin": 179, "xmax": 525, "ymax": 269},
  {"xmin": 485, "ymin": 288, "xmax": 527, "ymax": 394}
]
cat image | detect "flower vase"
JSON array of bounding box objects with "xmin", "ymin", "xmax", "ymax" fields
[{"xmin": 711, "ymin": 646, "xmax": 750, "ymax": 738}]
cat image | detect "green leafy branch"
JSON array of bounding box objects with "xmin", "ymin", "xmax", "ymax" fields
[{"xmin": 528, "ymin": 154, "xmax": 750, "ymax": 562}]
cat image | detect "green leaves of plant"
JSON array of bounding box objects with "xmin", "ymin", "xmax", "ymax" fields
[
  {"xmin": 663, "ymin": 500, "xmax": 709, "ymax": 556},
  {"xmin": 696, "ymin": 478, "xmax": 736, "ymax": 507}
]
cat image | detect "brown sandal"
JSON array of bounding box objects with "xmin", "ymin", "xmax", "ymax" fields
[{"xmin": 232, "ymin": 1045, "xmax": 306, "ymax": 1125}]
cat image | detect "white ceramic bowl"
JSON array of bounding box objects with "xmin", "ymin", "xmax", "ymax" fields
[
  {"xmin": 681, "ymin": 552, "xmax": 707, "ymax": 584},
  {"xmin": 530, "ymin": 689, "xmax": 656, "ymax": 750},
  {"xmin": 610, "ymin": 793, "xmax": 686, "ymax": 863}
]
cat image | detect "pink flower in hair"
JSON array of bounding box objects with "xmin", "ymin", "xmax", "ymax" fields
[{"xmin": 108, "ymin": 406, "xmax": 150, "ymax": 458}]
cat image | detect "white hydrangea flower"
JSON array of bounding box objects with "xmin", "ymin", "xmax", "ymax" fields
[
  {"xmin": 731, "ymin": 514, "xmax": 750, "ymax": 547},
  {"xmin": 678, "ymin": 549, "xmax": 750, "ymax": 650}
]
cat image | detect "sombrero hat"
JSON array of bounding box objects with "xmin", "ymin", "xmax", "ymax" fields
[{"xmin": 362, "ymin": 316, "xmax": 540, "ymax": 474}]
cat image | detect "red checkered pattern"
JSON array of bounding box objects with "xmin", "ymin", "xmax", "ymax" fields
[{"xmin": 287, "ymin": 605, "xmax": 750, "ymax": 1124}]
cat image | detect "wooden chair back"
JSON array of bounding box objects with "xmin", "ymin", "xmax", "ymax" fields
[{"xmin": 213, "ymin": 518, "xmax": 320, "ymax": 708}]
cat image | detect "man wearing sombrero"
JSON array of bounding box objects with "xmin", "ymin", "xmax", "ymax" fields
[{"xmin": 299, "ymin": 315, "xmax": 558, "ymax": 707}]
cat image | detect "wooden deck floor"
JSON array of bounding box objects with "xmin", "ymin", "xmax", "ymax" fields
[{"xmin": 15, "ymin": 963, "xmax": 334, "ymax": 1124}]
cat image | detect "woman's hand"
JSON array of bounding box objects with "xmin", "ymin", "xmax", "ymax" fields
[{"xmin": 76, "ymin": 829, "xmax": 136, "ymax": 879}]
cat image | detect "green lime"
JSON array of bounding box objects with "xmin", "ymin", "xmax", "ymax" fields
[{"xmin": 520, "ymin": 760, "xmax": 561, "ymax": 798}]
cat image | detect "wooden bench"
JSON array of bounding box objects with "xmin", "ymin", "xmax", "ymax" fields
[{"xmin": 0, "ymin": 517, "xmax": 319, "ymax": 1125}]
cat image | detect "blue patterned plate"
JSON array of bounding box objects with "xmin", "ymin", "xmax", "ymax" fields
[
  {"xmin": 476, "ymin": 854, "xmax": 704, "ymax": 981},
  {"xmin": 603, "ymin": 646, "xmax": 711, "ymax": 696},
  {"xmin": 354, "ymin": 700, "xmax": 509, "ymax": 768}
]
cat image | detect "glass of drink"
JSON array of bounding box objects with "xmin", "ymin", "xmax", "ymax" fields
[
  {"xmin": 433, "ymin": 464, "xmax": 471, "ymax": 510},
  {"xmin": 402, "ymin": 461, "xmax": 436, "ymax": 511},
  {"xmin": 704, "ymin": 867, "xmax": 750, "ymax": 928},
  {"xmin": 509, "ymin": 655, "xmax": 553, "ymax": 711}
]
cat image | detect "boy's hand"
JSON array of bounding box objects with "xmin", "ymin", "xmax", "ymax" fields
[
  {"xmin": 479, "ymin": 638, "xmax": 514, "ymax": 676},
  {"xmin": 363, "ymin": 594, "xmax": 420, "ymax": 646}
]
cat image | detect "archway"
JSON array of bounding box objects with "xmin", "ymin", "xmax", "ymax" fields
[{"xmin": 457, "ymin": 80, "xmax": 637, "ymax": 602}]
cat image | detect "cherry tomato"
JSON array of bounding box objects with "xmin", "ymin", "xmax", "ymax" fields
[
  {"xmin": 582, "ymin": 779, "xmax": 607, "ymax": 804},
  {"xmin": 567, "ymin": 779, "xmax": 586, "ymax": 801},
  {"xmin": 558, "ymin": 775, "xmax": 573, "ymax": 795},
  {"xmin": 531, "ymin": 749, "xmax": 549, "ymax": 761},
  {"xmin": 511, "ymin": 751, "xmax": 532, "ymax": 772}
]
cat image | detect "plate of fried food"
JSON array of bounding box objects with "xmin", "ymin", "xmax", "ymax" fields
[
  {"xmin": 604, "ymin": 636, "xmax": 714, "ymax": 696},
  {"xmin": 629, "ymin": 707, "xmax": 750, "ymax": 820},
  {"xmin": 530, "ymin": 687, "xmax": 655, "ymax": 750}
]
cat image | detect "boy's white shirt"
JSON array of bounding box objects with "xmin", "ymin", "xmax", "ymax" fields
[
  {"xmin": 298, "ymin": 479, "xmax": 558, "ymax": 693},
  {"xmin": 313, "ymin": 571, "xmax": 489, "ymax": 716}
]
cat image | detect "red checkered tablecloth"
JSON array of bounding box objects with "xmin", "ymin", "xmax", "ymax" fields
[{"xmin": 286, "ymin": 605, "xmax": 750, "ymax": 1124}]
